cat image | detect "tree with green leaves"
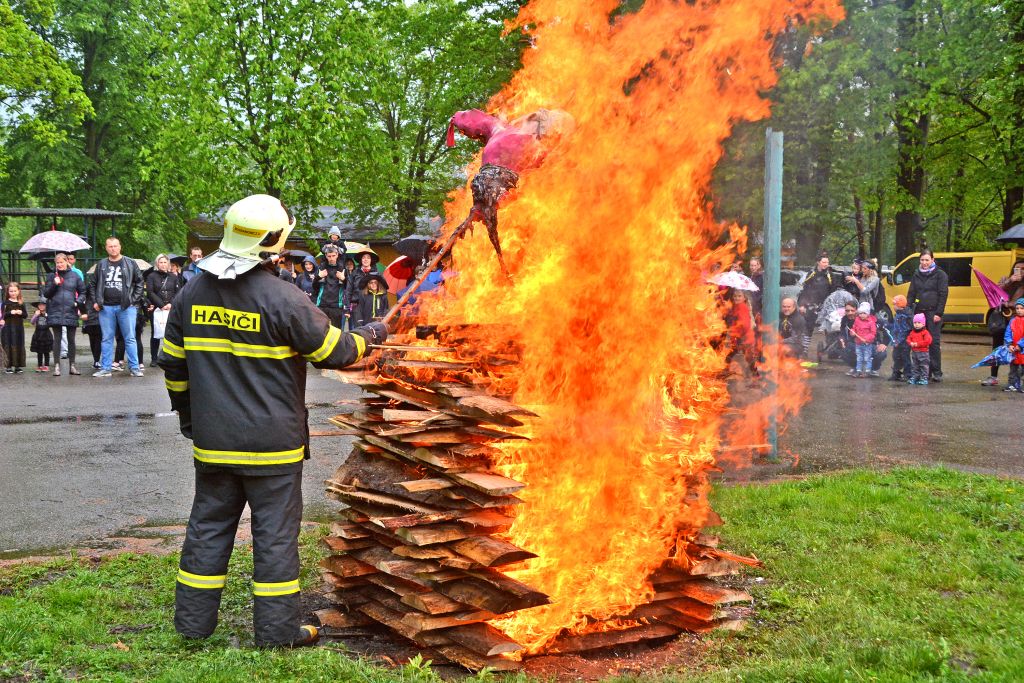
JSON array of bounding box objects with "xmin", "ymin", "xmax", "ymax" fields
[
  {"xmin": 714, "ymin": 0, "xmax": 1021, "ymax": 264},
  {"xmin": 0, "ymin": 0, "xmax": 91, "ymax": 178},
  {"xmin": 339, "ymin": 0, "xmax": 522, "ymax": 236},
  {"xmin": 150, "ymin": 0, "xmax": 521, "ymax": 239},
  {"xmin": 151, "ymin": 0, "xmax": 362, "ymax": 230},
  {"xmin": 1, "ymin": 0, "xmax": 169, "ymax": 257}
]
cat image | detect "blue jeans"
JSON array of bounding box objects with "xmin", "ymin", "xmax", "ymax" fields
[
  {"xmin": 855, "ymin": 343, "xmax": 873, "ymax": 373},
  {"xmin": 99, "ymin": 305, "xmax": 139, "ymax": 371}
]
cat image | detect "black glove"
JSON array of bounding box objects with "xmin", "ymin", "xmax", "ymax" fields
[{"xmin": 355, "ymin": 321, "xmax": 388, "ymax": 346}]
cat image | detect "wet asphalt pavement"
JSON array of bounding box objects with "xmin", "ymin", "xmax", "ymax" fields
[
  {"xmin": 1, "ymin": 330, "xmax": 1020, "ymax": 557},
  {"xmin": 0, "ymin": 339, "xmax": 361, "ymax": 557},
  {"xmin": 760, "ymin": 330, "xmax": 1024, "ymax": 481}
]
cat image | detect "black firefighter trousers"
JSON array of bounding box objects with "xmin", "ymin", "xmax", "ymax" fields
[{"xmin": 175, "ymin": 469, "xmax": 303, "ymax": 645}]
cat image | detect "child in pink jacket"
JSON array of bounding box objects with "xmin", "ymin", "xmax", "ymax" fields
[{"xmin": 851, "ymin": 302, "xmax": 877, "ymax": 378}]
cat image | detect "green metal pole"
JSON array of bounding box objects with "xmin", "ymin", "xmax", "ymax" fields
[{"xmin": 762, "ymin": 128, "xmax": 784, "ymax": 462}]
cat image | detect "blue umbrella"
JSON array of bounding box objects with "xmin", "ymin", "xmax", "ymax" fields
[{"xmin": 971, "ymin": 344, "xmax": 1016, "ymax": 368}]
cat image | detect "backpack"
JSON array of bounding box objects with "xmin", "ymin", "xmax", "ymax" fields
[{"xmin": 988, "ymin": 307, "xmax": 1009, "ymax": 336}]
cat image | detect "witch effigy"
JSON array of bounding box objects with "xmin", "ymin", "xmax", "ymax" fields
[
  {"xmin": 445, "ymin": 108, "xmax": 574, "ymax": 279},
  {"xmin": 379, "ymin": 108, "xmax": 573, "ymax": 325}
]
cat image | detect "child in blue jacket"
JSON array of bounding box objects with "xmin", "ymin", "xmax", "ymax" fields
[{"xmin": 888, "ymin": 295, "xmax": 913, "ymax": 381}]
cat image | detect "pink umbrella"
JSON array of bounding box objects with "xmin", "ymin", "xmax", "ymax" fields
[
  {"xmin": 972, "ymin": 267, "xmax": 1009, "ymax": 309},
  {"xmin": 20, "ymin": 230, "xmax": 91, "ymax": 256}
]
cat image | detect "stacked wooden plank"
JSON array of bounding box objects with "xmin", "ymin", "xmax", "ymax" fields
[
  {"xmin": 317, "ymin": 340, "xmax": 756, "ymax": 668},
  {"xmin": 318, "ymin": 347, "xmax": 547, "ymax": 671}
]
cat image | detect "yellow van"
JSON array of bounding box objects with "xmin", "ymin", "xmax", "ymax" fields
[{"xmin": 886, "ymin": 249, "xmax": 1024, "ymax": 324}]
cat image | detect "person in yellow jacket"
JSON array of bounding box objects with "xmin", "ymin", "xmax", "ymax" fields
[{"xmin": 158, "ymin": 194, "xmax": 386, "ymax": 646}]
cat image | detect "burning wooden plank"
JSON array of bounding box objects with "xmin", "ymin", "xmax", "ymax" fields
[{"xmin": 547, "ymin": 623, "xmax": 681, "ymax": 654}]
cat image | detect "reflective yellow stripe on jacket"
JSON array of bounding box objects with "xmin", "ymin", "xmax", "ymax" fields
[
  {"xmin": 252, "ymin": 579, "xmax": 300, "ymax": 597},
  {"xmin": 165, "ymin": 378, "xmax": 189, "ymax": 392},
  {"xmin": 192, "ymin": 445, "xmax": 305, "ymax": 466},
  {"xmin": 162, "ymin": 338, "xmax": 185, "ymax": 358},
  {"xmin": 304, "ymin": 326, "xmax": 341, "ymax": 362},
  {"xmin": 183, "ymin": 337, "xmax": 296, "ymax": 359},
  {"xmin": 177, "ymin": 568, "xmax": 227, "ymax": 590},
  {"xmin": 350, "ymin": 332, "xmax": 366, "ymax": 360}
]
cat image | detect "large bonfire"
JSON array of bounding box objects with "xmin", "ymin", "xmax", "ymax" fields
[{"xmin": 414, "ymin": 0, "xmax": 844, "ymax": 651}]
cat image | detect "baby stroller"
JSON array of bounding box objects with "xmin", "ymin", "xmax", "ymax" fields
[{"xmin": 816, "ymin": 290, "xmax": 856, "ymax": 362}]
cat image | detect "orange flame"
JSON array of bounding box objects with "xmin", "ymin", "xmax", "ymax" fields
[{"xmin": 421, "ymin": 0, "xmax": 843, "ymax": 650}]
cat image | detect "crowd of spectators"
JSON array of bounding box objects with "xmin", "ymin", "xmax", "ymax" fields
[
  {"xmin": 722, "ymin": 248, "xmax": 973, "ymax": 387},
  {"xmin": 0, "ymin": 230, "xmax": 394, "ymax": 377}
]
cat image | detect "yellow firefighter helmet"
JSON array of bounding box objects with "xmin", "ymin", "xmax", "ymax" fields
[
  {"xmin": 198, "ymin": 194, "xmax": 296, "ymax": 280},
  {"xmin": 220, "ymin": 194, "xmax": 295, "ymax": 259}
]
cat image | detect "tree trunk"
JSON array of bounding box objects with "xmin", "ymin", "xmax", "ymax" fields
[
  {"xmin": 950, "ymin": 165, "xmax": 966, "ymax": 250},
  {"xmin": 893, "ymin": 0, "xmax": 928, "ymax": 259},
  {"xmin": 853, "ymin": 194, "xmax": 866, "ymax": 259},
  {"xmin": 893, "ymin": 109, "xmax": 929, "ymax": 257},
  {"xmin": 870, "ymin": 194, "xmax": 884, "ymax": 262},
  {"xmin": 1004, "ymin": 1, "xmax": 1024, "ymax": 229},
  {"xmin": 1006, "ymin": 187, "xmax": 1024, "ymax": 230},
  {"xmin": 395, "ymin": 198, "xmax": 419, "ymax": 236}
]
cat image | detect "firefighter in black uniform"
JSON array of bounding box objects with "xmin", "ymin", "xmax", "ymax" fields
[{"xmin": 158, "ymin": 194, "xmax": 387, "ymax": 646}]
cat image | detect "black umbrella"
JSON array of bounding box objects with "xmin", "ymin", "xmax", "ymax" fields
[
  {"xmin": 995, "ymin": 223, "xmax": 1024, "ymax": 244},
  {"xmin": 393, "ymin": 235, "xmax": 433, "ymax": 263},
  {"xmin": 282, "ymin": 249, "xmax": 315, "ymax": 264},
  {"xmin": 167, "ymin": 253, "xmax": 188, "ymax": 267}
]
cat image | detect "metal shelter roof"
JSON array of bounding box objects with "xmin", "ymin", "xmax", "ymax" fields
[{"xmin": 0, "ymin": 207, "xmax": 131, "ymax": 219}]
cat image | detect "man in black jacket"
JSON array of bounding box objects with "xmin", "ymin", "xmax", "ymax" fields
[
  {"xmin": 907, "ymin": 249, "xmax": 948, "ymax": 381},
  {"xmin": 91, "ymin": 236, "xmax": 145, "ymax": 377},
  {"xmin": 313, "ymin": 244, "xmax": 347, "ymax": 327},
  {"xmin": 797, "ymin": 254, "xmax": 840, "ymax": 354},
  {"xmin": 779, "ymin": 297, "xmax": 806, "ymax": 358},
  {"xmin": 158, "ymin": 194, "xmax": 387, "ymax": 647}
]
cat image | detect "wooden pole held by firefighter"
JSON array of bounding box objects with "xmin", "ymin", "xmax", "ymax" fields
[{"xmin": 380, "ymin": 219, "xmax": 470, "ymax": 326}]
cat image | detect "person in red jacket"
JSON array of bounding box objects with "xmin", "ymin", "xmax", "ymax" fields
[
  {"xmin": 725, "ymin": 289, "xmax": 758, "ymax": 378},
  {"xmin": 1002, "ymin": 298, "xmax": 1024, "ymax": 392},
  {"xmin": 906, "ymin": 313, "xmax": 934, "ymax": 385}
]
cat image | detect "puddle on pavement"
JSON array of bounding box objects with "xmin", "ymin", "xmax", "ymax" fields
[
  {"xmin": 0, "ymin": 412, "xmax": 164, "ymax": 426},
  {"xmin": 0, "ymin": 545, "xmax": 74, "ymax": 561}
]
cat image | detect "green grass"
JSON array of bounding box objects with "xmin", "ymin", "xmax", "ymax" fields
[
  {"xmin": 0, "ymin": 527, "xmax": 504, "ymax": 682},
  {"xmin": 665, "ymin": 467, "xmax": 1024, "ymax": 682},
  {"xmin": 2, "ymin": 468, "xmax": 1022, "ymax": 682}
]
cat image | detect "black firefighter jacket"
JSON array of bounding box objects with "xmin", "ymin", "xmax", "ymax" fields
[{"xmin": 157, "ymin": 267, "xmax": 371, "ymax": 475}]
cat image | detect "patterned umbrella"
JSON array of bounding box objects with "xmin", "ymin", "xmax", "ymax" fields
[
  {"xmin": 19, "ymin": 230, "xmax": 91, "ymax": 256},
  {"xmin": 971, "ymin": 344, "xmax": 1015, "ymax": 368},
  {"xmin": 708, "ymin": 270, "xmax": 759, "ymax": 291}
]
